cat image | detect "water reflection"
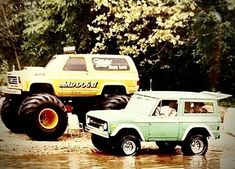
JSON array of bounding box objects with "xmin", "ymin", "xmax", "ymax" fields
[{"xmin": 0, "ymin": 148, "xmax": 234, "ymax": 169}]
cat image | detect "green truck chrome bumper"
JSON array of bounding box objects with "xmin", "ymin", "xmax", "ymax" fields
[{"xmin": 85, "ymin": 126, "xmax": 109, "ymax": 138}]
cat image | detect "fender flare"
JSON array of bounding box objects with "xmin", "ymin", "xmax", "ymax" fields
[
  {"xmin": 100, "ymin": 83, "xmax": 127, "ymax": 95},
  {"xmin": 181, "ymin": 124, "xmax": 217, "ymax": 141},
  {"xmin": 29, "ymin": 83, "xmax": 54, "ymax": 94},
  {"xmin": 110, "ymin": 124, "xmax": 145, "ymax": 141}
]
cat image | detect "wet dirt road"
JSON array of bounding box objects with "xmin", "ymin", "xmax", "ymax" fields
[
  {"xmin": 0, "ymin": 143, "xmax": 235, "ymax": 169},
  {"xmin": 0, "ymin": 129, "xmax": 235, "ymax": 169}
]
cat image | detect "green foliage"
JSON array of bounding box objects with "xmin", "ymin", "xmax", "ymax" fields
[
  {"xmin": 226, "ymin": 0, "xmax": 235, "ymax": 10},
  {"xmin": 0, "ymin": 0, "xmax": 234, "ymax": 98},
  {"xmin": 21, "ymin": 0, "xmax": 93, "ymax": 66},
  {"xmin": 88, "ymin": 0, "xmax": 203, "ymax": 93},
  {"xmin": 191, "ymin": 0, "xmax": 235, "ymax": 94},
  {"xmin": 0, "ymin": 0, "xmax": 25, "ymax": 70},
  {"xmin": 0, "ymin": 58, "xmax": 8, "ymax": 86},
  {"xmin": 89, "ymin": 0, "xmax": 196, "ymax": 58}
]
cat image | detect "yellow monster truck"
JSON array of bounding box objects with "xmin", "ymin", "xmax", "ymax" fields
[{"xmin": 0, "ymin": 52, "xmax": 139, "ymax": 141}]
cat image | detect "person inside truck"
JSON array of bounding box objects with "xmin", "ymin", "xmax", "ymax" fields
[
  {"xmin": 184, "ymin": 102, "xmax": 208, "ymax": 113},
  {"xmin": 192, "ymin": 102, "xmax": 208, "ymax": 113},
  {"xmin": 154, "ymin": 100, "xmax": 177, "ymax": 117}
]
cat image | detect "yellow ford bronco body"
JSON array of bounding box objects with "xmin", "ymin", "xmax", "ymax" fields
[{"xmin": 0, "ymin": 54, "xmax": 139, "ymax": 141}]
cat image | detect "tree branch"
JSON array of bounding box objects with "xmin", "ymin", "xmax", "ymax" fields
[{"xmin": 1, "ymin": 4, "xmax": 21, "ymax": 70}]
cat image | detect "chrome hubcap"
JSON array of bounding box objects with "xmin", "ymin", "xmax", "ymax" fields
[
  {"xmin": 191, "ymin": 139, "xmax": 204, "ymax": 154},
  {"xmin": 122, "ymin": 140, "xmax": 136, "ymax": 155}
]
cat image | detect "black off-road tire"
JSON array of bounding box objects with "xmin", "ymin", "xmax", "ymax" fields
[
  {"xmin": 91, "ymin": 134, "xmax": 110, "ymax": 151},
  {"xmin": 181, "ymin": 134, "xmax": 208, "ymax": 155},
  {"xmin": 101, "ymin": 95, "xmax": 130, "ymax": 110},
  {"xmin": 118, "ymin": 135, "xmax": 140, "ymax": 156},
  {"xmin": 19, "ymin": 93, "xmax": 68, "ymax": 141},
  {"xmin": 0, "ymin": 96, "xmax": 24, "ymax": 133}
]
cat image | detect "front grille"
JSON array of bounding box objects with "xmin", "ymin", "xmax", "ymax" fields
[
  {"xmin": 8, "ymin": 76, "xmax": 18, "ymax": 84},
  {"xmin": 87, "ymin": 116, "xmax": 105, "ymax": 129}
]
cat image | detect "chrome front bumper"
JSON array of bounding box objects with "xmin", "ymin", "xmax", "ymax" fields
[{"xmin": 85, "ymin": 125, "xmax": 109, "ymax": 138}]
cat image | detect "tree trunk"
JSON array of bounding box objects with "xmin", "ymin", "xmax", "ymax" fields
[
  {"xmin": 209, "ymin": 31, "xmax": 221, "ymax": 92},
  {"xmin": 1, "ymin": 4, "xmax": 21, "ymax": 70}
]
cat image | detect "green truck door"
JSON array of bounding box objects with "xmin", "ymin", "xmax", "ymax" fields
[{"xmin": 148, "ymin": 117, "xmax": 179, "ymax": 141}]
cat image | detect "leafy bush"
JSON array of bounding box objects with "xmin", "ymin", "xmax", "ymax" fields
[{"xmin": 0, "ymin": 59, "xmax": 8, "ymax": 86}]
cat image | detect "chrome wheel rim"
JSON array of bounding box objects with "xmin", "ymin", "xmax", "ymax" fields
[
  {"xmin": 191, "ymin": 138, "xmax": 204, "ymax": 154},
  {"xmin": 122, "ymin": 140, "xmax": 136, "ymax": 155}
]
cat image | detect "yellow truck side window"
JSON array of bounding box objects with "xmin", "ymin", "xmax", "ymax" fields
[
  {"xmin": 92, "ymin": 57, "xmax": 130, "ymax": 71},
  {"xmin": 63, "ymin": 57, "xmax": 86, "ymax": 71}
]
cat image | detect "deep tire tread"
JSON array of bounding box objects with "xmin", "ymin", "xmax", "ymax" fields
[
  {"xmin": 102, "ymin": 95, "xmax": 130, "ymax": 110},
  {"xmin": 19, "ymin": 93, "xmax": 67, "ymax": 141},
  {"xmin": 0, "ymin": 96, "xmax": 24, "ymax": 133}
]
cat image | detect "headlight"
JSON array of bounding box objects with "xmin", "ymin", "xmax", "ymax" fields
[
  {"xmin": 103, "ymin": 123, "xmax": 108, "ymax": 131},
  {"xmin": 99, "ymin": 122, "xmax": 108, "ymax": 131},
  {"xmin": 86, "ymin": 117, "xmax": 91, "ymax": 124}
]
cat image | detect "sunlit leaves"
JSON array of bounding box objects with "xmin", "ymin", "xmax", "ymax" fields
[
  {"xmin": 89, "ymin": 0, "xmax": 197, "ymax": 57},
  {"xmin": 226, "ymin": 0, "xmax": 235, "ymax": 10},
  {"xmin": 0, "ymin": 59, "xmax": 8, "ymax": 85}
]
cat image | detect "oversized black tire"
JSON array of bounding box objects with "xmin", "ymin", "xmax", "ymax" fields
[
  {"xmin": 101, "ymin": 95, "xmax": 130, "ymax": 110},
  {"xmin": 0, "ymin": 96, "xmax": 24, "ymax": 133},
  {"xmin": 91, "ymin": 134, "xmax": 110, "ymax": 151},
  {"xmin": 18, "ymin": 93, "xmax": 68, "ymax": 141},
  {"xmin": 117, "ymin": 135, "xmax": 140, "ymax": 156},
  {"xmin": 181, "ymin": 134, "xmax": 208, "ymax": 155}
]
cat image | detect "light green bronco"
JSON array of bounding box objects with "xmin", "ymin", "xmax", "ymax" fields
[{"xmin": 85, "ymin": 91, "xmax": 231, "ymax": 156}]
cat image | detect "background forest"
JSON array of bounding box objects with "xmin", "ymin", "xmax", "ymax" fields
[{"xmin": 0, "ymin": 0, "xmax": 234, "ymax": 97}]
